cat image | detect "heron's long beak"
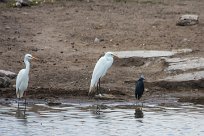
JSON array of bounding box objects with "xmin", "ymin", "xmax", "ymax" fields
[{"xmin": 32, "ymin": 56, "xmax": 39, "ymax": 60}]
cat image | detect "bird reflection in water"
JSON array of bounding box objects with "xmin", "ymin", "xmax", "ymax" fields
[
  {"xmin": 96, "ymin": 105, "xmax": 101, "ymax": 115},
  {"xmin": 15, "ymin": 106, "xmax": 26, "ymax": 119},
  {"xmin": 134, "ymin": 107, "xmax": 144, "ymax": 119},
  {"xmin": 92, "ymin": 104, "xmax": 107, "ymax": 116}
]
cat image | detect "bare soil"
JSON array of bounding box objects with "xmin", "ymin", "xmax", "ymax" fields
[{"xmin": 0, "ymin": 0, "xmax": 204, "ymax": 101}]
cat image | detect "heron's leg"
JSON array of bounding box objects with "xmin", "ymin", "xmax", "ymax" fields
[
  {"xmin": 141, "ymin": 98, "xmax": 144, "ymax": 107},
  {"xmin": 135, "ymin": 95, "xmax": 138, "ymax": 106},
  {"xmin": 138, "ymin": 99, "xmax": 144, "ymax": 107},
  {"xmin": 135, "ymin": 99, "xmax": 138, "ymax": 106}
]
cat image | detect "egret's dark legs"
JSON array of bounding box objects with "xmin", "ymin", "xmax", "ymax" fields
[
  {"xmin": 18, "ymin": 98, "xmax": 20, "ymax": 108},
  {"xmin": 24, "ymin": 91, "xmax": 26, "ymax": 104},
  {"xmin": 96, "ymin": 82, "xmax": 99, "ymax": 95},
  {"xmin": 24, "ymin": 91, "xmax": 27, "ymax": 109},
  {"xmin": 23, "ymin": 107, "xmax": 26, "ymax": 116},
  {"xmin": 24, "ymin": 101, "xmax": 26, "ymax": 111},
  {"xmin": 98, "ymin": 78, "xmax": 102, "ymax": 95},
  {"xmin": 96, "ymin": 78, "xmax": 102, "ymax": 96}
]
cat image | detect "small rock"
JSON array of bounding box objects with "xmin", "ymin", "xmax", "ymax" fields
[
  {"xmin": 15, "ymin": 0, "xmax": 30, "ymax": 7},
  {"xmin": 5, "ymin": 26, "xmax": 11, "ymax": 30},
  {"xmin": 94, "ymin": 38, "xmax": 100, "ymax": 43},
  {"xmin": 15, "ymin": 1, "xmax": 21, "ymax": 7},
  {"xmin": 182, "ymin": 38, "xmax": 190, "ymax": 42},
  {"xmin": 0, "ymin": 70, "xmax": 17, "ymax": 79},
  {"xmin": 31, "ymin": 48, "xmax": 39, "ymax": 52},
  {"xmin": 47, "ymin": 101, "xmax": 61, "ymax": 106},
  {"xmin": 0, "ymin": 77, "xmax": 11, "ymax": 88},
  {"xmin": 176, "ymin": 14, "xmax": 199, "ymax": 26},
  {"xmin": 46, "ymin": 99, "xmax": 61, "ymax": 106},
  {"xmin": 100, "ymin": 39, "xmax": 104, "ymax": 42}
]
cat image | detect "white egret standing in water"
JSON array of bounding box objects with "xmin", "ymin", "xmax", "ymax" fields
[
  {"xmin": 16, "ymin": 54, "xmax": 37, "ymax": 106},
  {"xmin": 89, "ymin": 52, "xmax": 117, "ymax": 96}
]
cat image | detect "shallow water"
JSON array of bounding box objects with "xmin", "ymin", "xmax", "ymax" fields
[{"xmin": 0, "ymin": 100, "xmax": 204, "ymax": 136}]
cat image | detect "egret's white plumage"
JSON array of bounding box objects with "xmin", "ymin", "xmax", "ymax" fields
[
  {"xmin": 89, "ymin": 52, "xmax": 115, "ymax": 95},
  {"xmin": 16, "ymin": 54, "xmax": 34, "ymax": 99},
  {"xmin": 16, "ymin": 69, "xmax": 29, "ymax": 98}
]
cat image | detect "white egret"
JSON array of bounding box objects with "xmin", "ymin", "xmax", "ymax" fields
[
  {"xmin": 16, "ymin": 54, "xmax": 37, "ymax": 106},
  {"xmin": 89, "ymin": 52, "xmax": 117, "ymax": 96}
]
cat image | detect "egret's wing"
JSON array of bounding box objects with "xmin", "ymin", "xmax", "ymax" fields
[
  {"xmin": 16, "ymin": 69, "xmax": 25, "ymax": 97},
  {"xmin": 101, "ymin": 57, "xmax": 113, "ymax": 77},
  {"xmin": 89, "ymin": 56, "xmax": 113, "ymax": 94}
]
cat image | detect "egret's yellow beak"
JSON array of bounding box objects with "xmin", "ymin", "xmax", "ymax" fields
[
  {"xmin": 32, "ymin": 56, "xmax": 38, "ymax": 60},
  {"xmin": 113, "ymin": 53, "xmax": 119, "ymax": 58}
]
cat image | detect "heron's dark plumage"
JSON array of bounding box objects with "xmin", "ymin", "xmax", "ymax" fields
[{"xmin": 135, "ymin": 77, "xmax": 144, "ymax": 100}]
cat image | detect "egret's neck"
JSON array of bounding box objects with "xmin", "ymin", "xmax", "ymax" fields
[
  {"xmin": 24, "ymin": 59, "xmax": 30, "ymax": 74},
  {"xmin": 106, "ymin": 56, "xmax": 113, "ymax": 61}
]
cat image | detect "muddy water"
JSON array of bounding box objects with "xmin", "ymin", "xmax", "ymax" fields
[{"xmin": 0, "ymin": 100, "xmax": 204, "ymax": 136}]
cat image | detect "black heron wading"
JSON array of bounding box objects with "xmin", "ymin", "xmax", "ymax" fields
[{"xmin": 135, "ymin": 75, "xmax": 145, "ymax": 102}]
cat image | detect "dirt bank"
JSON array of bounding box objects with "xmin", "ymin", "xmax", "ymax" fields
[{"xmin": 0, "ymin": 0, "xmax": 204, "ymax": 101}]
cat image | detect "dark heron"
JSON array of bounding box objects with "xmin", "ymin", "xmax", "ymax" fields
[{"xmin": 135, "ymin": 75, "xmax": 145, "ymax": 101}]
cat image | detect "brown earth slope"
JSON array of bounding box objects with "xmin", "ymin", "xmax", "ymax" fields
[{"xmin": 0, "ymin": 0, "xmax": 204, "ymax": 100}]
